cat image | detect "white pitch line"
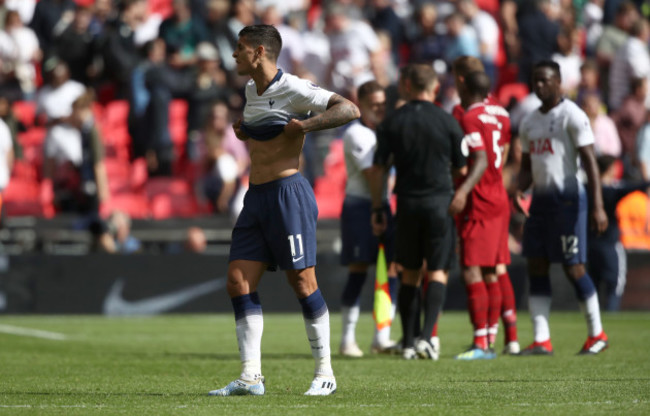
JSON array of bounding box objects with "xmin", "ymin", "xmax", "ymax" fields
[{"xmin": 0, "ymin": 324, "xmax": 67, "ymax": 341}]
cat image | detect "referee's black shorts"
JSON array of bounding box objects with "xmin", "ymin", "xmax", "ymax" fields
[{"xmin": 395, "ymin": 194, "xmax": 455, "ymax": 271}]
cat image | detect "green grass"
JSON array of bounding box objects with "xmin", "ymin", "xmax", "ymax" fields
[{"xmin": 0, "ymin": 312, "xmax": 649, "ymax": 415}]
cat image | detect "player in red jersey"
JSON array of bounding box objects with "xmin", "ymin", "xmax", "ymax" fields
[{"xmin": 450, "ymin": 65, "xmax": 519, "ymax": 359}]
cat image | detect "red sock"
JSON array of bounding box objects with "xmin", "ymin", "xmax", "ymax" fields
[
  {"xmin": 498, "ymin": 272, "xmax": 518, "ymax": 343},
  {"xmin": 430, "ymin": 320, "xmax": 438, "ymax": 338},
  {"xmin": 466, "ymin": 281, "xmax": 488, "ymax": 350},
  {"xmin": 486, "ymin": 281, "xmax": 502, "ymax": 346}
]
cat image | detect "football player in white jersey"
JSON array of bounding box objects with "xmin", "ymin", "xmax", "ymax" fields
[
  {"xmin": 209, "ymin": 25, "xmax": 359, "ymax": 397},
  {"xmin": 516, "ymin": 60, "xmax": 609, "ymax": 356}
]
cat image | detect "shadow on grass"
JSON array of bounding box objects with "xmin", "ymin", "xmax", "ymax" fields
[{"xmin": 163, "ymin": 352, "xmax": 314, "ymax": 360}]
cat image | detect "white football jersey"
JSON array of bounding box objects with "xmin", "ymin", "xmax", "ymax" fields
[
  {"xmin": 343, "ymin": 120, "xmax": 387, "ymax": 199},
  {"xmin": 519, "ymin": 99, "xmax": 594, "ymax": 197},
  {"xmin": 241, "ymin": 70, "xmax": 334, "ymax": 141}
]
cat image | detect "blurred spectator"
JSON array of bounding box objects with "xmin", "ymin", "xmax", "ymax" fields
[
  {"xmin": 101, "ymin": 0, "xmax": 148, "ymax": 99},
  {"xmin": 196, "ymin": 101, "xmax": 248, "ymax": 214},
  {"xmin": 552, "ymin": 26, "xmax": 583, "ymax": 96},
  {"xmin": 128, "ymin": 38, "xmax": 188, "ymax": 176},
  {"xmin": 443, "ymin": 12, "xmax": 480, "ymax": 66},
  {"xmin": 186, "ymin": 42, "xmax": 238, "ymax": 159},
  {"xmin": 458, "ymin": 0, "xmax": 500, "ymax": 83},
  {"xmin": 607, "ymin": 17, "xmax": 650, "ymax": 111},
  {"xmin": 612, "ymin": 77, "xmax": 648, "ymax": 175},
  {"xmin": 88, "ymin": 0, "xmax": 117, "ymax": 37},
  {"xmin": 0, "ymin": 96, "xmax": 22, "ymax": 159},
  {"xmin": 5, "ymin": 0, "xmax": 36, "ymax": 25},
  {"xmin": 582, "ymin": 92, "xmax": 622, "ymax": 157},
  {"xmin": 51, "ymin": 5, "xmax": 98, "ymax": 86},
  {"xmin": 367, "ymin": 0, "xmax": 404, "ymax": 67},
  {"xmin": 159, "ymin": 0, "xmax": 208, "ymax": 69},
  {"xmin": 516, "ymin": 0, "xmax": 560, "ymax": 84},
  {"xmin": 596, "ymin": 1, "xmax": 638, "ymax": 101},
  {"xmin": 3, "ymin": 10, "xmax": 41, "ymax": 98},
  {"xmin": 583, "ymin": 0, "xmax": 605, "ymax": 55},
  {"xmin": 36, "ymin": 59, "xmax": 85, "ymax": 125},
  {"xmin": 43, "ymin": 89, "xmax": 109, "ymax": 214},
  {"xmin": 204, "ymin": 0, "xmax": 237, "ymax": 73},
  {"xmin": 407, "ymin": 2, "xmax": 446, "ymax": 65},
  {"xmin": 107, "ymin": 210, "xmax": 141, "ymax": 254},
  {"xmin": 260, "ymin": 5, "xmax": 306, "ymax": 76},
  {"xmin": 636, "ymin": 112, "xmax": 650, "ymax": 180},
  {"xmin": 324, "ymin": 2, "xmax": 384, "ymax": 98},
  {"xmin": 576, "ymin": 59, "xmax": 601, "ymax": 106},
  {"xmin": 300, "ymin": 9, "xmax": 331, "ymax": 88},
  {"xmin": 185, "ymin": 226, "xmax": 206, "ymax": 253},
  {"xmin": 0, "ymin": 115, "xmax": 13, "ymax": 208},
  {"xmin": 29, "ymin": 0, "xmax": 75, "ymax": 52}
]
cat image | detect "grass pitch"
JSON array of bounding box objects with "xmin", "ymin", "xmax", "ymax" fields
[{"xmin": 1, "ymin": 312, "xmax": 649, "ymax": 415}]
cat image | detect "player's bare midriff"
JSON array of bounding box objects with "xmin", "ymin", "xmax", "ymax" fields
[{"xmin": 247, "ymin": 130, "xmax": 305, "ymax": 185}]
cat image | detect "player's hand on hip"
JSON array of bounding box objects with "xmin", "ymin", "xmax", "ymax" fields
[
  {"xmin": 448, "ymin": 190, "xmax": 467, "ymax": 216},
  {"xmin": 371, "ymin": 209, "xmax": 387, "ymax": 237},
  {"xmin": 233, "ymin": 119, "xmax": 250, "ymax": 141},
  {"xmin": 284, "ymin": 118, "xmax": 306, "ymax": 140},
  {"xmin": 513, "ymin": 190, "xmax": 530, "ymax": 217},
  {"xmin": 591, "ymin": 207, "xmax": 608, "ymax": 235}
]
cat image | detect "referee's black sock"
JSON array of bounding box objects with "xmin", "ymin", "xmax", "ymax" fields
[
  {"xmin": 421, "ymin": 281, "xmax": 446, "ymax": 342},
  {"xmin": 398, "ymin": 284, "xmax": 419, "ymax": 349}
]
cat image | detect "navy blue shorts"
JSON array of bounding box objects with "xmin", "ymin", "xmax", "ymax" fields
[
  {"xmin": 340, "ymin": 195, "xmax": 394, "ymax": 266},
  {"xmin": 522, "ymin": 201, "xmax": 588, "ymax": 265},
  {"xmin": 229, "ymin": 173, "xmax": 318, "ymax": 271}
]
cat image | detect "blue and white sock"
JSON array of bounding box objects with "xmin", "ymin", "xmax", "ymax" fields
[
  {"xmin": 529, "ymin": 276, "xmax": 552, "ymax": 342},
  {"xmin": 573, "ymin": 273, "xmax": 603, "ymax": 337},
  {"xmin": 299, "ymin": 289, "xmax": 333, "ymax": 377},
  {"xmin": 232, "ymin": 292, "xmax": 263, "ymax": 381}
]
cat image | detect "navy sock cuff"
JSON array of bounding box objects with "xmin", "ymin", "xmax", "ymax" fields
[
  {"xmin": 341, "ymin": 272, "xmax": 367, "ymax": 306},
  {"xmin": 299, "ymin": 289, "xmax": 328, "ymax": 320},
  {"xmin": 529, "ymin": 276, "xmax": 552, "ymax": 297},
  {"xmin": 573, "ymin": 274, "xmax": 597, "ymax": 301},
  {"xmin": 388, "ymin": 276, "xmax": 399, "ymax": 302},
  {"xmin": 232, "ymin": 292, "xmax": 262, "ymax": 321}
]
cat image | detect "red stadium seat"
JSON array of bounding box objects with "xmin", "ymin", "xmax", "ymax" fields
[
  {"xmin": 497, "ymin": 82, "xmax": 529, "ymax": 108},
  {"xmin": 101, "ymin": 192, "xmax": 150, "ymax": 219},
  {"xmin": 12, "ymin": 101, "xmax": 36, "ymax": 127},
  {"xmin": 145, "ymin": 177, "xmax": 199, "ymax": 218},
  {"xmin": 314, "ymin": 139, "xmax": 346, "ymax": 219},
  {"xmin": 18, "ymin": 127, "xmax": 46, "ymax": 147},
  {"xmin": 3, "ymin": 178, "xmax": 54, "ymax": 217}
]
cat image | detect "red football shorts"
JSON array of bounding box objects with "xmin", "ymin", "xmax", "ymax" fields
[{"xmin": 459, "ymin": 211, "xmax": 511, "ymax": 267}]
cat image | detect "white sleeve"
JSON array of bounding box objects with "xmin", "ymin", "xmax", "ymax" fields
[
  {"xmin": 568, "ymin": 105, "xmax": 595, "ymax": 148},
  {"xmin": 346, "ymin": 127, "xmax": 376, "ymax": 171},
  {"xmin": 290, "ymin": 76, "xmax": 335, "ymax": 113},
  {"xmin": 519, "ymin": 116, "xmax": 531, "ymax": 153},
  {"xmin": 358, "ymin": 22, "xmax": 381, "ymax": 54},
  {"xmin": 0, "ymin": 120, "xmax": 11, "ymax": 153}
]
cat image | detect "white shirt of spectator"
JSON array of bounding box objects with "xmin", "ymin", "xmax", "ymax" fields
[
  {"xmin": 0, "ymin": 119, "xmax": 12, "ymax": 190},
  {"xmin": 44, "ymin": 124, "xmax": 83, "ymax": 167},
  {"xmin": 6, "ymin": 0, "xmax": 36, "ymax": 24},
  {"xmin": 552, "ymin": 52, "xmax": 582, "ymax": 94},
  {"xmin": 470, "ymin": 9, "xmax": 499, "ymax": 61},
  {"xmin": 328, "ymin": 20, "xmax": 380, "ymax": 91},
  {"xmin": 215, "ymin": 153, "xmax": 238, "ymax": 183},
  {"xmin": 302, "ymin": 29, "xmax": 331, "ymax": 89},
  {"xmin": 275, "ymin": 24, "xmax": 306, "ymax": 75},
  {"xmin": 608, "ymin": 35, "xmax": 650, "ymax": 111},
  {"xmin": 519, "ymin": 99, "xmax": 594, "ymax": 194},
  {"xmin": 36, "ymin": 80, "xmax": 85, "ymax": 120}
]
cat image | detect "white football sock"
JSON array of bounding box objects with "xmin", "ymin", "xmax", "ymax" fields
[
  {"xmin": 236, "ymin": 314, "xmax": 263, "ymax": 381},
  {"xmin": 340, "ymin": 305, "xmax": 360, "ymax": 346},
  {"xmin": 304, "ymin": 309, "xmax": 333, "ymax": 376},
  {"xmin": 529, "ymin": 295, "xmax": 551, "ymax": 342},
  {"xmin": 579, "ymin": 293, "xmax": 603, "ymax": 337}
]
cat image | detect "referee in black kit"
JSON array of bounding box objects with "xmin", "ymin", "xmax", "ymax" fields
[{"xmin": 369, "ymin": 64, "xmax": 467, "ymax": 360}]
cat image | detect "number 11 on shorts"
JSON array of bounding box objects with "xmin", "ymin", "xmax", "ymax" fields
[{"xmin": 288, "ymin": 234, "xmax": 304, "ymax": 262}]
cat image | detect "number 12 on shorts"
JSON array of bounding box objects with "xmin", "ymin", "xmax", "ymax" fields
[
  {"xmin": 288, "ymin": 234, "xmax": 304, "ymax": 261},
  {"xmin": 561, "ymin": 235, "xmax": 579, "ymax": 258}
]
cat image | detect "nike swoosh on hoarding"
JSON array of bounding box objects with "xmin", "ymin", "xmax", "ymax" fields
[{"xmin": 102, "ymin": 277, "xmax": 228, "ymax": 316}]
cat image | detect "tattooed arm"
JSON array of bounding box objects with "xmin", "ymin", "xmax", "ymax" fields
[{"xmin": 284, "ymin": 94, "xmax": 360, "ymax": 138}]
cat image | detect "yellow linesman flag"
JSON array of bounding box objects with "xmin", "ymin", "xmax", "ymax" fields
[{"xmin": 373, "ymin": 243, "xmax": 392, "ymax": 331}]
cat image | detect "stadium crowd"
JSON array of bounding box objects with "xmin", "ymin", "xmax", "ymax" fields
[{"xmin": 0, "ymin": 0, "xmax": 649, "ymax": 253}]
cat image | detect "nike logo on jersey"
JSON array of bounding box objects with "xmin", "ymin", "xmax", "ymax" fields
[
  {"xmin": 103, "ymin": 277, "xmax": 227, "ymax": 315},
  {"xmin": 292, "ymin": 256, "xmax": 304, "ymax": 263}
]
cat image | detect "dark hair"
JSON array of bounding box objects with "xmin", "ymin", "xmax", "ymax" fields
[
  {"xmin": 597, "ymin": 155, "xmax": 617, "ymax": 175},
  {"xmin": 239, "ymin": 24, "xmax": 282, "ymax": 62},
  {"xmin": 357, "ymin": 80, "xmax": 384, "ymax": 102},
  {"xmin": 452, "ymin": 56, "xmax": 484, "ymax": 78},
  {"xmin": 533, "ymin": 60, "xmax": 561, "ymax": 80},
  {"xmin": 406, "ymin": 64, "xmax": 437, "ymax": 92},
  {"xmin": 630, "ymin": 76, "xmax": 646, "ymax": 93},
  {"xmin": 465, "ymin": 71, "xmax": 491, "ymax": 98}
]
